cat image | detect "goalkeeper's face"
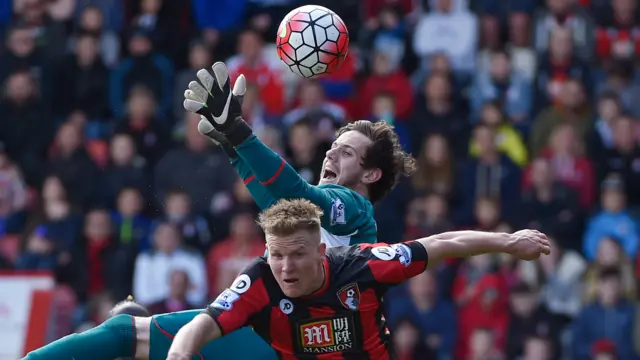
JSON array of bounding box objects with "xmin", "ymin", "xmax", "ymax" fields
[{"xmin": 319, "ymin": 131, "xmax": 372, "ymax": 187}]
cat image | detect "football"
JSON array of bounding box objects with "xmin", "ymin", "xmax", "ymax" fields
[{"xmin": 276, "ymin": 5, "xmax": 349, "ymax": 78}]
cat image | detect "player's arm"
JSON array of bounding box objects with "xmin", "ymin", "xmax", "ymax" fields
[
  {"xmin": 167, "ymin": 258, "xmax": 270, "ymax": 359},
  {"xmin": 234, "ymin": 134, "xmax": 337, "ymax": 208},
  {"xmin": 359, "ymin": 230, "xmax": 549, "ymax": 285}
]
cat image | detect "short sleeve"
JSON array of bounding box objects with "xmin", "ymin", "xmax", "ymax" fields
[
  {"xmin": 203, "ymin": 258, "xmax": 270, "ymax": 335},
  {"xmin": 357, "ymin": 241, "xmax": 429, "ymax": 284}
]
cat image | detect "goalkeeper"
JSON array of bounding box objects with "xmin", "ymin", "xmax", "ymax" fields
[
  {"xmin": 187, "ymin": 62, "xmax": 415, "ymax": 247},
  {"xmin": 21, "ymin": 63, "xmax": 415, "ymax": 360}
]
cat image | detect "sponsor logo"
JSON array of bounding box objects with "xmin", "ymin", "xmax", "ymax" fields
[
  {"xmin": 392, "ymin": 244, "xmax": 412, "ymax": 267},
  {"xmin": 336, "ymin": 283, "xmax": 360, "ymax": 311},
  {"xmin": 330, "ymin": 198, "xmax": 346, "ymax": 225},
  {"xmin": 371, "ymin": 246, "xmax": 395, "ymax": 261},
  {"xmin": 230, "ymin": 274, "xmax": 251, "ymax": 294},
  {"xmin": 280, "ymin": 299, "xmax": 294, "ymax": 315},
  {"xmin": 211, "ymin": 289, "xmax": 240, "ymax": 311},
  {"xmin": 299, "ymin": 317, "xmax": 354, "ymax": 353}
]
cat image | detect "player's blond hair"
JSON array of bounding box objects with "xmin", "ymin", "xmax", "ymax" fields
[{"xmin": 258, "ymin": 199, "xmax": 323, "ymax": 237}]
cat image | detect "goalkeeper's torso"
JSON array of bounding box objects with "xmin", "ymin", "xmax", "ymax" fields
[{"xmin": 317, "ymin": 184, "xmax": 377, "ymax": 247}]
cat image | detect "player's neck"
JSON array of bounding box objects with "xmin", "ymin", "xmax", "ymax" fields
[
  {"xmin": 307, "ymin": 262, "xmax": 326, "ymax": 296},
  {"xmin": 350, "ymin": 183, "xmax": 370, "ymax": 201}
]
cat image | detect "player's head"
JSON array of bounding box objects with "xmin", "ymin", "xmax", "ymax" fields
[
  {"xmin": 319, "ymin": 120, "xmax": 416, "ymax": 203},
  {"xmin": 259, "ymin": 199, "xmax": 326, "ymax": 298},
  {"xmin": 108, "ymin": 295, "xmax": 150, "ymax": 318}
]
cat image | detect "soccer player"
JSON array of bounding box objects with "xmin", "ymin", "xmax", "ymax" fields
[
  {"xmin": 184, "ymin": 62, "xmax": 416, "ymax": 246},
  {"xmin": 22, "ymin": 199, "xmax": 550, "ymax": 360},
  {"xmin": 163, "ymin": 199, "xmax": 550, "ymax": 360}
]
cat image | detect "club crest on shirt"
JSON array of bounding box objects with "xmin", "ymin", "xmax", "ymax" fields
[{"xmin": 336, "ymin": 283, "xmax": 360, "ymax": 311}]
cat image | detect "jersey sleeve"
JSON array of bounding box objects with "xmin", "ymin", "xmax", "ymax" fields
[
  {"xmin": 203, "ymin": 258, "xmax": 270, "ymax": 335},
  {"xmin": 358, "ymin": 241, "xmax": 429, "ymax": 284}
]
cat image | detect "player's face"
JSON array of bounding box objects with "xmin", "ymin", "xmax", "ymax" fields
[
  {"xmin": 267, "ymin": 230, "xmax": 326, "ymax": 298},
  {"xmin": 319, "ymin": 131, "xmax": 372, "ymax": 187}
]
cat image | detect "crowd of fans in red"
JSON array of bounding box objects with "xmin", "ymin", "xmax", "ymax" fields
[{"xmin": 0, "ymin": 0, "xmax": 640, "ymax": 359}]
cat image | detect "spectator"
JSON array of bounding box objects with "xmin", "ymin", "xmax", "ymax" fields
[
  {"xmin": 227, "ymin": 28, "xmax": 285, "ymax": 117},
  {"xmin": 359, "ymin": 51, "xmax": 414, "ymax": 120},
  {"xmin": 583, "ymin": 174, "xmax": 639, "ymax": 261},
  {"xmin": 593, "ymin": 0, "xmax": 640, "ymax": 66},
  {"xmin": 206, "ymin": 210, "xmax": 264, "ymax": 297},
  {"xmin": 0, "ymin": 146, "xmax": 28, "ymax": 236},
  {"xmin": 505, "ymin": 283, "xmax": 561, "ymax": 359},
  {"xmin": 69, "ymin": 6, "xmax": 120, "ymax": 68},
  {"xmin": 583, "ymin": 236, "xmax": 637, "ymax": 303},
  {"xmin": 283, "ymin": 79, "xmax": 347, "ymax": 136},
  {"xmin": 154, "ymin": 112, "xmax": 236, "ymax": 215},
  {"xmin": 522, "ymin": 336, "xmax": 554, "ymax": 360},
  {"xmin": 111, "ymin": 187, "xmax": 151, "ymax": 251},
  {"xmin": 15, "ymin": 225, "xmax": 56, "ymax": 270},
  {"xmin": 48, "ymin": 122, "xmax": 99, "ymax": 209},
  {"xmin": 390, "ymin": 317, "xmax": 435, "ymax": 360},
  {"xmin": 157, "ymin": 189, "xmax": 211, "ymax": 254},
  {"xmin": 536, "ymin": 124, "xmax": 595, "ymax": 208},
  {"xmin": 404, "ymin": 194, "xmax": 454, "ymax": 239},
  {"xmin": 386, "ymin": 270, "xmax": 456, "ymax": 359},
  {"xmin": 413, "ymin": 0, "xmax": 478, "ymax": 75},
  {"xmin": 14, "ymin": 0, "xmax": 68, "ymax": 60},
  {"xmin": 597, "ymin": 64, "xmax": 640, "ymax": 118},
  {"xmin": 571, "ymin": 267, "xmax": 637, "ymax": 360},
  {"xmin": 109, "ymin": 28, "xmax": 173, "ymax": 118},
  {"xmin": 467, "ymin": 328, "xmax": 505, "ymax": 360},
  {"xmin": 173, "ymin": 40, "xmax": 211, "ymax": 121},
  {"xmin": 359, "ymin": 5, "xmax": 409, "ymax": 71},
  {"xmin": 409, "ymin": 73, "xmax": 468, "ymax": 158},
  {"xmin": 533, "ymin": 0, "xmax": 593, "ymax": 60},
  {"xmin": 595, "ymin": 115, "xmax": 640, "ymax": 206},
  {"xmin": 0, "ymin": 24, "xmax": 43, "ymax": 87},
  {"xmin": 470, "ymin": 50, "xmax": 532, "ymax": 123},
  {"xmin": 453, "ymin": 254, "xmax": 509, "ymax": 359},
  {"xmin": 147, "ymin": 269, "xmax": 198, "ymax": 314},
  {"xmin": 586, "ymin": 91, "xmax": 623, "ymax": 161},
  {"xmin": 456, "ymin": 124, "xmax": 521, "ymax": 225},
  {"xmin": 411, "ymin": 133, "xmax": 454, "ymax": 197},
  {"xmin": 469, "ymin": 101, "xmax": 528, "ymax": 167},
  {"xmin": 531, "ymin": 78, "xmax": 590, "ymax": 156},
  {"xmin": 133, "ymin": 222, "xmax": 207, "ymax": 306},
  {"xmin": 113, "ymin": 85, "xmax": 170, "ymax": 167},
  {"xmin": 101, "ymin": 133, "xmax": 149, "ymax": 208},
  {"xmin": 0, "ymin": 71, "xmax": 50, "ymax": 185},
  {"xmin": 534, "ymin": 28, "xmax": 591, "ymax": 110},
  {"xmin": 471, "ymin": 196, "xmax": 508, "ymax": 231},
  {"xmin": 521, "ymin": 158, "xmax": 582, "ymax": 249},
  {"xmin": 285, "ymin": 119, "xmax": 329, "ymax": 185}
]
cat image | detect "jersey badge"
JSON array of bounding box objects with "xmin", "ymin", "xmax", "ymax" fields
[
  {"xmin": 211, "ymin": 289, "xmax": 240, "ymax": 311},
  {"xmin": 371, "ymin": 246, "xmax": 395, "ymax": 261},
  {"xmin": 336, "ymin": 283, "xmax": 361, "ymax": 311},
  {"xmin": 280, "ymin": 299, "xmax": 294, "ymax": 315},
  {"xmin": 392, "ymin": 244, "xmax": 412, "ymax": 267},
  {"xmin": 230, "ymin": 274, "xmax": 251, "ymax": 294},
  {"xmin": 330, "ymin": 198, "xmax": 346, "ymax": 225},
  {"xmin": 298, "ymin": 316, "xmax": 355, "ymax": 353}
]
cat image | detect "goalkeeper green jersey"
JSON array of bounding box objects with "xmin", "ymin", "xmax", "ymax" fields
[{"xmin": 232, "ymin": 134, "xmax": 377, "ymax": 246}]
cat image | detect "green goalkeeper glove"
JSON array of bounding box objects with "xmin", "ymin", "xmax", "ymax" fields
[{"xmin": 183, "ymin": 61, "xmax": 252, "ymax": 146}]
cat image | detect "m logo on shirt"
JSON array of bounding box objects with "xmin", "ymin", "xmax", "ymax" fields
[
  {"xmin": 298, "ymin": 317, "xmax": 354, "ymax": 353},
  {"xmin": 330, "ymin": 198, "xmax": 346, "ymax": 225}
]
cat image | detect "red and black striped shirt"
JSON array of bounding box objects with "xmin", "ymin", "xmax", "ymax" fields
[{"xmin": 204, "ymin": 241, "xmax": 429, "ymax": 360}]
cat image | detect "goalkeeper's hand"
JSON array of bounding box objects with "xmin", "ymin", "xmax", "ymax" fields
[{"xmin": 183, "ymin": 61, "xmax": 251, "ymax": 146}]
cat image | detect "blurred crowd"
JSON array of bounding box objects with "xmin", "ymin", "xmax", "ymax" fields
[{"xmin": 0, "ymin": 0, "xmax": 639, "ymax": 359}]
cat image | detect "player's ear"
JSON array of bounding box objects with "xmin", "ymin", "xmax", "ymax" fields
[
  {"xmin": 318, "ymin": 242, "xmax": 326, "ymax": 257},
  {"xmin": 361, "ymin": 168, "xmax": 382, "ymax": 185}
]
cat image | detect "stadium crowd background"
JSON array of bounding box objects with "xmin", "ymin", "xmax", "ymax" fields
[{"xmin": 0, "ymin": 0, "xmax": 639, "ymax": 359}]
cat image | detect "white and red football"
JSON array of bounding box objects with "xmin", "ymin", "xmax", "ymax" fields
[{"xmin": 276, "ymin": 5, "xmax": 349, "ymax": 78}]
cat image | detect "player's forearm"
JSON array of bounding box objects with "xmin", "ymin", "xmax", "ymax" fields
[
  {"xmin": 167, "ymin": 314, "xmax": 221, "ymax": 359},
  {"xmin": 416, "ymin": 231, "xmax": 512, "ymax": 265},
  {"xmin": 231, "ymin": 157, "xmax": 277, "ymax": 209},
  {"xmin": 235, "ymin": 134, "xmax": 309, "ymax": 196}
]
